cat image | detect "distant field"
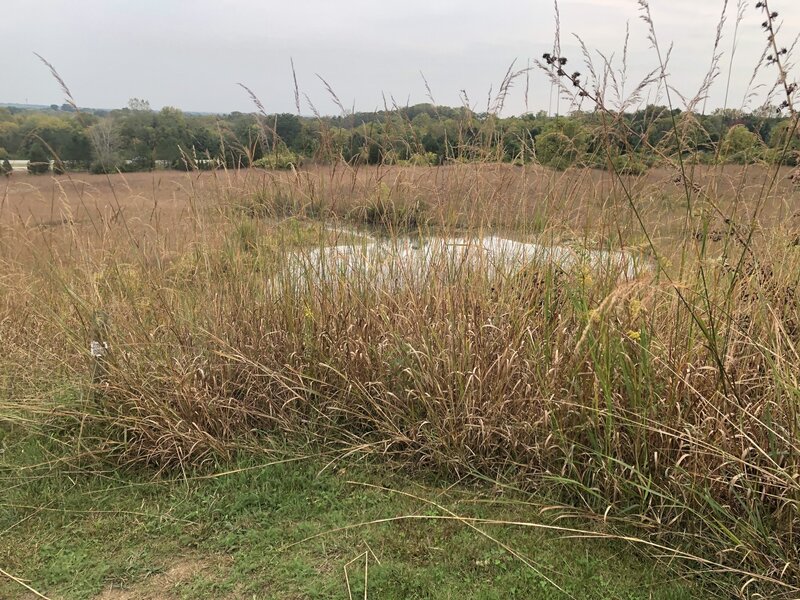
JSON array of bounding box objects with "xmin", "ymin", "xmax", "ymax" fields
[
  {"xmin": 2, "ymin": 170, "xmax": 212, "ymax": 234},
  {"xmin": 2, "ymin": 163, "xmax": 797, "ymax": 244}
]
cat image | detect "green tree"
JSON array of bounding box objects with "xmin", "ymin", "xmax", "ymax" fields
[
  {"xmin": 154, "ymin": 107, "xmax": 190, "ymax": 164},
  {"xmin": 274, "ymin": 113, "xmax": 302, "ymax": 151},
  {"xmin": 116, "ymin": 108, "xmax": 157, "ymax": 162},
  {"xmin": 0, "ymin": 121, "xmax": 20, "ymax": 157},
  {"xmin": 0, "ymin": 148, "xmax": 11, "ymax": 176},
  {"xmin": 127, "ymin": 98, "xmax": 151, "ymax": 112},
  {"xmin": 88, "ymin": 119, "xmax": 120, "ymax": 173},
  {"xmin": 27, "ymin": 143, "xmax": 51, "ymax": 174},
  {"xmin": 535, "ymin": 122, "xmax": 587, "ymax": 170},
  {"xmin": 721, "ymin": 125, "xmax": 762, "ymax": 164},
  {"xmin": 767, "ymin": 120, "xmax": 800, "ymax": 166}
]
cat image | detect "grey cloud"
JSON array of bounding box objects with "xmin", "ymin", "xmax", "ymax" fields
[{"xmin": 1, "ymin": 0, "xmax": 797, "ymax": 115}]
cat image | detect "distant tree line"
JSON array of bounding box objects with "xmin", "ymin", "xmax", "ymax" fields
[{"xmin": 0, "ymin": 99, "xmax": 797, "ymax": 174}]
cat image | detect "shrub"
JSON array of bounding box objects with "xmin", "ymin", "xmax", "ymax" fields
[
  {"xmin": 253, "ymin": 151, "xmax": 302, "ymax": 170},
  {"xmin": 360, "ymin": 183, "xmax": 427, "ymax": 230},
  {"xmin": 611, "ymin": 154, "xmax": 649, "ymax": 175},
  {"xmin": 27, "ymin": 143, "xmax": 51, "ymax": 174},
  {"xmin": 120, "ymin": 156, "xmax": 155, "ymax": 172},
  {"xmin": 535, "ymin": 132, "xmax": 580, "ymax": 170},
  {"xmin": 90, "ymin": 160, "xmax": 118, "ymax": 174},
  {"xmin": 400, "ymin": 152, "xmax": 439, "ymax": 167},
  {"xmin": 720, "ymin": 125, "xmax": 763, "ymax": 164}
]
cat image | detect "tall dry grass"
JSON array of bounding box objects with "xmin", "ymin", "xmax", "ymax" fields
[
  {"xmin": 2, "ymin": 0, "xmax": 800, "ymax": 595},
  {"xmin": 1, "ymin": 162, "xmax": 799, "ymax": 596}
]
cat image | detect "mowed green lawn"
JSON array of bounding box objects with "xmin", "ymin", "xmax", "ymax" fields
[{"xmin": 0, "ymin": 423, "xmax": 703, "ymax": 600}]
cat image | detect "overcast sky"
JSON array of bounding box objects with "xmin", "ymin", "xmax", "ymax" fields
[{"xmin": 2, "ymin": 0, "xmax": 798, "ymax": 116}]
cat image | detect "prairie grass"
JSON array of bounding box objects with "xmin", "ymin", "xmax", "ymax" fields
[
  {"xmin": 1, "ymin": 159, "xmax": 799, "ymax": 597},
  {"xmin": 2, "ymin": 1, "xmax": 800, "ymax": 596}
]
